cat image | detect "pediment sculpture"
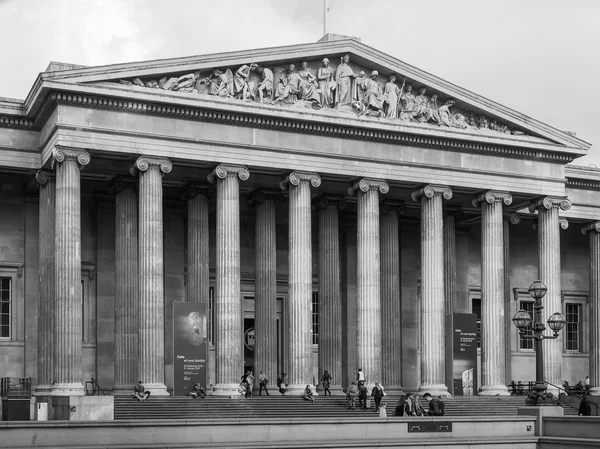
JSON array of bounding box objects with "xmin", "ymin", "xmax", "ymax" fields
[{"xmin": 116, "ymin": 54, "xmax": 523, "ymax": 136}]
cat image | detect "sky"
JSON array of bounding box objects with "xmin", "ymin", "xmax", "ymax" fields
[{"xmin": 0, "ymin": 0, "xmax": 598, "ymax": 165}]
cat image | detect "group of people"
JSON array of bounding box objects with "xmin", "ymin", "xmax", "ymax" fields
[
  {"xmin": 394, "ymin": 393, "xmax": 444, "ymax": 416},
  {"xmin": 563, "ymin": 376, "xmax": 591, "ymax": 396}
]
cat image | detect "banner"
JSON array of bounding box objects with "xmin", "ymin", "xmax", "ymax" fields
[
  {"xmin": 445, "ymin": 313, "xmax": 478, "ymax": 396},
  {"xmin": 173, "ymin": 302, "xmax": 207, "ymax": 396}
]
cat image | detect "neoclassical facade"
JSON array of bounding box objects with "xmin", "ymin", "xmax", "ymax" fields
[{"xmin": 0, "ymin": 36, "xmax": 598, "ymax": 397}]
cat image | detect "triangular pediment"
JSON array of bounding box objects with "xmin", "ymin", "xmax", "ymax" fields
[{"xmin": 38, "ymin": 38, "xmax": 589, "ymax": 152}]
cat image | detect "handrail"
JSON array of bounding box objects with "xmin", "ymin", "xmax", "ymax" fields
[{"xmin": 543, "ymin": 380, "xmax": 569, "ymax": 395}]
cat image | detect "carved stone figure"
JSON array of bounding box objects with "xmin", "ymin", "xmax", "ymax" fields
[
  {"xmin": 437, "ymin": 99, "xmax": 456, "ymax": 127},
  {"xmin": 383, "ymin": 75, "xmax": 402, "ymax": 120},
  {"xmin": 204, "ymin": 69, "xmax": 233, "ymax": 97},
  {"xmin": 335, "ymin": 54, "xmax": 358, "ymax": 108},
  {"xmin": 399, "ymin": 85, "xmax": 417, "ymax": 120},
  {"xmin": 298, "ymin": 62, "xmax": 321, "ymax": 107},
  {"xmin": 274, "ymin": 64, "xmax": 302, "ymax": 104},
  {"xmin": 468, "ymin": 112, "xmax": 477, "ymax": 128},
  {"xmin": 427, "ymin": 94, "xmax": 440, "ymax": 122},
  {"xmin": 172, "ymin": 73, "xmax": 199, "ymax": 93},
  {"xmin": 233, "ymin": 63, "xmax": 257, "ymax": 101},
  {"xmin": 478, "ymin": 116, "xmax": 489, "ymax": 129},
  {"xmin": 317, "ymin": 58, "xmax": 336, "ymax": 108},
  {"xmin": 413, "ymin": 87, "xmax": 433, "ymax": 123},
  {"xmin": 357, "ymin": 70, "xmax": 385, "ymax": 116},
  {"xmin": 255, "ymin": 66, "xmax": 274, "ymax": 103}
]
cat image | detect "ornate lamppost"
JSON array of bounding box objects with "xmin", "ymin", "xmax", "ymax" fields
[{"xmin": 512, "ymin": 280, "xmax": 566, "ymax": 405}]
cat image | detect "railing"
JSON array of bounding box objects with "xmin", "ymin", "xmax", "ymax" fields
[
  {"xmin": 84, "ymin": 377, "xmax": 106, "ymax": 396},
  {"xmin": 0, "ymin": 377, "xmax": 31, "ymax": 398}
]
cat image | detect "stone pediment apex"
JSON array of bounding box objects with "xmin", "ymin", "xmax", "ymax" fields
[{"xmin": 37, "ymin": 38, "xmax": 589, "ymax": 152}]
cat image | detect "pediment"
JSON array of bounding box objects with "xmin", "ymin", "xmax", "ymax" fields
[{"xmin": 42, "ymin": 38, "xmax": 589, "ymax": 151}]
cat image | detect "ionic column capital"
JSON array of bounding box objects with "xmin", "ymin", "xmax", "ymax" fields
[
  {"xmin": 208, "ymin": 164, "xmax": 249, "ymax": 184},
  {"xmin": 472, "ymin": 190, "xmax": 512, "ymax": 208},
  {"xmin": 411, "ymin": 184, "xmax": 452, "ymax": 202},
  {"xmin": 504, "ymin": 213, "xmax": 521, "ymax": 225},
  {"xmin": 380, "ymin": 200, "xmax": 407, "ymax": 215},
  {"xmin": 51, "ymin": 148, "xmax": 90, "ymax": 170},
  {"xmin": 280, "ymin": 171, "xmax": 321, "ymax": 191},
  {"xmin": 528, "ymin": 196, "xmax": 571, "ymax": 213},
  {"xmin": 314, "ymin": 195, "xmax": 347, "ymax": 211},
  {"xmin": 108, "ymin": 177, "xmax": 137, "ymax": 195},
  {"xmin": 582, "ymin": 221, "xmax": 600, "ymax": 235},
  {"xmin": 183, "ymin": 184, "xmax": 212, "ymax": 200},
  {"xmin": 247, "ymin": 189, "xmax": 282, "ymax": 207},
  {"xmin": 35, "ymin": 170, "xmax": 55, "ymax": 186},
  {"xmin": 348, "ymin": 178, "xmax": 389, "ymax": 196},
  {"xmin": 131, "ymin": 156, "xmax": 172, "ymax": 177},
  {"xmin": 532, "ymin": 217, "xmax": 569, "ymax": 231}
]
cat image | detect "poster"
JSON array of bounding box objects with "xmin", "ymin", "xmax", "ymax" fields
[
  {"xmin": 445, "ymin": 313, "xmax": 478, "ymax": 396},
  {"xmin": 173, "ymin": 302, "xmax": 207, "ymax": 396}
]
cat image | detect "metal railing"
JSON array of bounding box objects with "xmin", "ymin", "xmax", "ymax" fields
[{"xmin": 0, "ymin": 377, "xmax": 32, "ymax": 398}]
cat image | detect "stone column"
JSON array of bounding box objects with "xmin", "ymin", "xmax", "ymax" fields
[
  {"xmin": 248, "ymin": 190, "xmax": 279, "ymax": 390},
  {"xmin": 208, "ymin": 164, "xmax": 249, "ymax": 395},
  {"xmin": 185, "ymin": 185, "xmax": 211, "ymax": 303},
  {"xmin": 317, "ymin": 196, "xmax": 345, "ymax": 395},
  {"xmin": 411, "ymin": 184, "xmax": 452, "ymax": 396},
  {"xmin": 349, "ymin": 178, "xmax": 389, "ymax": 388},
  {"xmin": 380, "ymin": 200, "xmax": 405, "ymax": 393},
  {"xmin": 583, "ymin": 222, "xmax": 600, "ymax": 394},
  {"xmin": 280, "ymin": 171, "xmax": 321, "ymax": 395},
  {"xmin": 133, "ymin": 156, "xmax": 172, "ymax": 396},
  {"xmin": 112, "ymin": 179, "xmax": 139, "ymax": 394},
  {"xmin": 50, "ymin": 148, "xmax": 90, "ymax": 396},
  {"xmin": 35, "ymin": 171, "xmax": 55, "ymax": 396},
  {"xmin": 474, "ymin": 191, "xmax": 512, "ymax": 396},
  {"xmin": 529, "ymin": 196, "xmax": 571, "ymax": 393},
  {"xmin": 443, "ymin": 215, "xmax": 457, "ymax": 318},
  {"xmin": 503, "ymin": 213, "xmax": 520, "ymax": 386}
]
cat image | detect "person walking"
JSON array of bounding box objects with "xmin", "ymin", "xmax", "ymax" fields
[
  {"xmin": 358, "ymin": 383, "xmax": 368, "ymax": 410},
  {"xmin": 277, "ymin": 372, "xmax": 288, "ymax": 395},
  {"xmin": 258, "ymin": 370, "xmax": 269, "ymax": 396},
  {"xmin": 321, "ymin": 370, "xmax": 332, "ymax": 396},
  {"xmin": 356, "ymin": 368, "xmax": 365, "ymax": 388},
  {"xmin": 371, "ymin": 382, "xmax": 385, "ymax": 412},
  {"xmin": 346, "ymin": 382, "xmax": 358, "ymax": 410}
]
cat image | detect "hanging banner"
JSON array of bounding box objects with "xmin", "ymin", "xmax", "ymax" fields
[{"xmin": 173, "ymin": 302, "xmax": 207, "ymax": 396}]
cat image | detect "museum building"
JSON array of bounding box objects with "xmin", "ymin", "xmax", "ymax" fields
[{"xmin": 0, "ymin": 35, "xmax": 598, "ymax": 398}]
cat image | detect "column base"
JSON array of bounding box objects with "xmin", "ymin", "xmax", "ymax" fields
[
  {"xmin": 478, "ymin": 384, "xmax": 510, "ymax": 396},
  {"xmin": 418, "ymin": 384, "xmax": 451, "ymax": 397},
  {"xmin": 34, "ymin": 385, "xmax": 53, "ymax": 396},
  {"xmin": 383, "ymin": 386, "xmax": 405, "ymax": 396},
  {"xmin": 589, "ymin": 387, "xmax": 600, "ymax": 395},
  {"xmin": 211, "ymin": 383, "xmax": 242, "ymax": 397},
  {"xmin": 143, "ymin": 383, "xmax": 169, "ymax": 396},
  {"xmin": 283, "ymin": 384, "xmax": 319, "ymax": 396},
  {"xmin": 49, "ymin": 383, "xmax": 85, "ymax": 396},
  {"xmin": 112, "ymin": 385, "xmax": 136, "ymax": 396}
]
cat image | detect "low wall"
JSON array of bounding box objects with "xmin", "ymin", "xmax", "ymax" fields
[{"xmin": 0, "ymin": 416, "xmax": 536, "ymax": 448}]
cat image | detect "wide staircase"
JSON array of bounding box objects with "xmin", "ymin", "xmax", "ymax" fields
[{"xmin": 114, "ymin": 394, "xmax": 579, "ymax": 420}]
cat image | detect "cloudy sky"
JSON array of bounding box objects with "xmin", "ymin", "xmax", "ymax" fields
[{"xmin": 1, "ymin": 0, "xmax": 598, "ymax": 165}]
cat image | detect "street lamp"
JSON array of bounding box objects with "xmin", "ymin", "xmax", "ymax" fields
[{"xmin": 512, "ymin": 280, "xmax": 566, "ymax": 405}]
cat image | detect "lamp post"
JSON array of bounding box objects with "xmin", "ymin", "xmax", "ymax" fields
[{"xmin": 512, "ymin": 280, "xmax": 566, "ymax": 405}]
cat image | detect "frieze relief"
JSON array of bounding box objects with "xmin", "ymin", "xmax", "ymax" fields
[{"xmin": 116, "ymin": 54, "xmax": 525, "ymax": 136}]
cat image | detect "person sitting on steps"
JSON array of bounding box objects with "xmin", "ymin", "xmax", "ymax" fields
[
  {"xmin": 303, "ymin": 385, "xmax": 316, "ymax": 403},
  {"xmin": 188, "ymin": 382, "xmax": 206, "ymax": 399},
  {"xmin": 133, "ymin": 381, "xmax": 150, "ymax": 401}
]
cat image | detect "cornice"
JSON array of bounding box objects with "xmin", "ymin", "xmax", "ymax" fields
[
  {"xmin": 0, "ymin": 116, "xmax": 35, "ymax": 130},
  {"xmin": 34, "ymin": 91, "xmax": 578, "ymax": 164},
  {"xmin": 566, "ymin": 178, "xmax": 600, "ymax": 192}
]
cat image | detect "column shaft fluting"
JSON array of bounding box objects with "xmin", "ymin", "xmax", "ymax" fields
[
  {"xmin": 254, "ymin": 196, "xmax": 277, "ymax": 388},
  {"xmin": 318, "ymin": 201, "xmax": 342, "ymax": 393},
  {"xmin": 136, "ymin": 157, "xmax": 171, "ymax": 395},
  {"xmin": 281, "ymin": 172, "xmax": 320, "ymax": 395},
  {"xmin": 209, "ymin": 165, "xmax": 249, "ymax": 395},
  {"xmin": 588, "ymin": 224, "xmax": 600, "ymax": 394},
  {"xmin": 412, "ymin": 185, "xmax": 451, "ymax": 396},
  {"xmin": 477, "ymin": 192, "xmax": 510, "ymax": 395},
  {"xmin": 380, "ymin": 205, "xmax": 402, "ymax": 390},
  {"xmin": 443, "ymin": 216, "xmax": 457, "ymax": 318},
  {"xmin": 186, "ymin": 189, "xmax": 210, "ymax": 303},
  {"xmin": 51, "ymin": 149, "xmax": 89, "ymax": 396},
  {"xmin": 114, "ymin": 182, "xmax": 139, "ymax": 393},
  {"xmin": 35, "ymin": 172, "xmax": 55, "ymax": 395}
]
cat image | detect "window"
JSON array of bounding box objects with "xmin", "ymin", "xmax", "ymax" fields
[
  {"xmin": 565, "ymin": 303, "xmax": 581, "ymax": 352},
  {"xmin": 312, "ymin": 292, "xmax": 319, "ymax": 345},
  {"xmin": 209, "ymin": 287, "xmax": 215, "ymax": 344},
  {"xmin": 0, "ymin": 277, "xmax": 11, "ymax": 338},
  {"xmin": 472, "ymin": 297, "xmax": 481, "ymax": 349},
  {"xmin": 519, "ymin": 301, "xmax": 534, "ymax": 350}
]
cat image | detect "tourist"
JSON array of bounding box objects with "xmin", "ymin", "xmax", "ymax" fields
[
  {"xmin": 379, "ymin": 402, "xmax": 387, "ymax": 417},
  {"xmin": 423, "ymin": 393, "xmax": 443, "ymax": 416},
  {"xmin": 585, "ymin": 376, "xmax": 591, "ymax": 394},
  {"xmin": 358, "ymin": 383, "xmax": 368, "ymax": 410},
  {"xmin": 356, "ymin": 367, "xmax": 365, "ymax": 387},
  {"xmin": 371, "ymin": 382, "xmax": 385, "ymax": 412},
  {"xmin": 258, "ymin": 370, "xmax": 269, "ymax": 396},
  {"xmin": 579, "ymin": 395, "xmax": 592, "ymax": 416},
  {"xmin": 321, "ymin": 370, "xmax": 332, "ymax": 396},
  {"xmin": 303, "ymin": 385, "xmax": 316, "ymax": 403},
  {"xmin": 277, "ymin": 372, "xmax": 288, "ymax": 395},
  {"xmin": 188, "ymin": 382, "xmax": 206, "ymax": 399},
  {"xmin": 394, "ymin": 395, "xmax": 407, "ymax": 416},
  {"xmin": 413, "ymin": 393, "xmax": 427, "ymax": 416},
  {"xmin": 346, "ymin": 382, "xmax": 358, "ymax": 410},
  {"xmin": 133, "ymin": 381, "xmax": 150, "ymax": 401}
]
